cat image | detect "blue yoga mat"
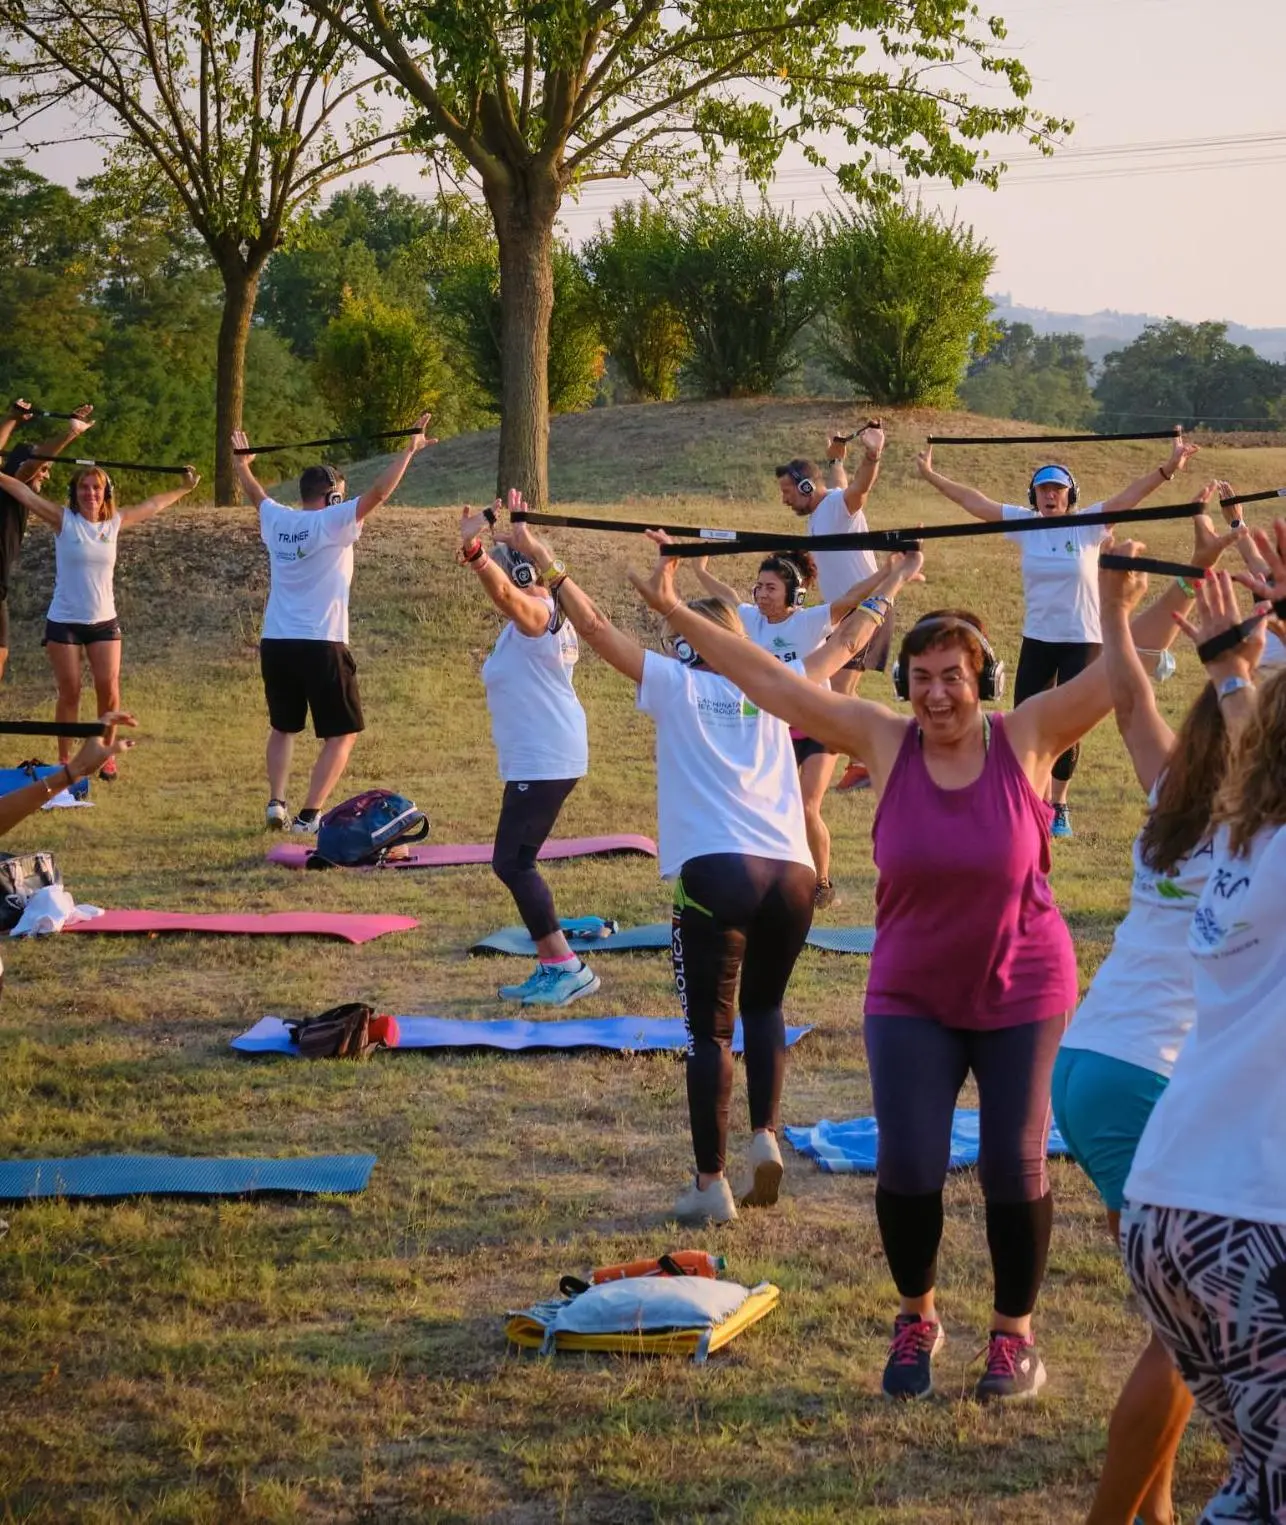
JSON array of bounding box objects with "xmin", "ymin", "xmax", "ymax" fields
[
  {"xmin": 784, "ymin": 1109, "xmax": 1069, "ymax": 1175},
  {"xmin": 472, "ymin": 924, "xmax": 876, "ymax": 956},
  {"xmin": 232, "ymin": 1015, "xmax": 812, "ymax": 1056},
  {"xmin": 0, "ymin": 1154, "xmax": 377, "ymax": 1202}
]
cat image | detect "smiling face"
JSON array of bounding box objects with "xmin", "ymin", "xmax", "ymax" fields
[
  {"xmin": 752, "ymin": 569, "xmax": 791, "ymax": 621},
  {"xmin": 1033, "ymin": 480, "xmax": 1071, "ymax": 516},
  {"xmin": 71, "ymin": 468, "xmax": 111, "ymax": 520},
  {"xmin": 906, "ymin": 639, "xmax": 983, "ymax": 744},
  {"xmin": 16, "ymin": 459, "xmax": 50, "ymax": 493}
]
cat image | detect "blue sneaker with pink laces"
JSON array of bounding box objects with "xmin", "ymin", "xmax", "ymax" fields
[{"xmin": 882, "ymin": 1314, "xmax": 945, "ymax": 1400}]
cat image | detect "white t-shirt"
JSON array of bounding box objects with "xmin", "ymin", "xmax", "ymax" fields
[
  {"xmin": 737, "ymin": 602, "xmax": 833, "ymax": 665},
  {"xmin": 481, "ymin": 597, "xmax": 588, "ymax": 782},
  {"xmin": 1060, "ymin": 794, "xmax": 1213, "ymax": 1077},
  {"xmin": 1262, "ymin": 629, "xmax": 1286, "ymax": 668},
  {"xmin": 636, "ymin": 650, "xmax": 813, "ymax": 880},
  {"xmin": 1125, "ymin": 823, "xmax": 1286, "ymax": 1224},
  {"xmin": 807, "ymin": 488, "xmax": 879, "ymax": 603},
  {"xmin": 48, "ymin": 510, "xmax": 121, "ymax": 624},
  {"xmin": 1002, "ymin": 503, "xmax": 1110, "ymax": 644},
  {"xmin": 259, "ymin": 497, "xmax": 363, "ymax": 643}
]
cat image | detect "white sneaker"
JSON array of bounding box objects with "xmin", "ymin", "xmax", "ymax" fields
[
  {"xmin": 289, "ymin": 813, "xmax": 320, "ymax": 835},
  {"xmin": 739, "ymin": 1130, "xmax": 784, "ymax": 1208},
  {"xmin": 672, "ymin": 1175, "xmax": 738, "ymax": 1225},
  {"xmin": 266, "ymin": 799, "xmax": 289, "ymax": 830}
]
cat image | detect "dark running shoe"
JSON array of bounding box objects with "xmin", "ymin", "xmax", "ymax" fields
[
  {"xmin": 882, "ymin": 1314, "xmax": 945, "ymax": 1400},
  {"xmin": 975, "ymin": 1331, "xmax": 1047, "ymax": 1403}
]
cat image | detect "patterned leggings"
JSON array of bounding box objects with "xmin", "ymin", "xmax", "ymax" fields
[{"xmin": 1123, "ymin": 1203, "xmax": 1286, "ymax": 1523}]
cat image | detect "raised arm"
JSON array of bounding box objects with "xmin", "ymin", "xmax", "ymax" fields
[
  {"xmin": 230, "ymin": 430, "xmax": 268, "ymax": 508},
  {"xmin": 117, "ymin": 468, "xmax": 199, "ymax": 529},
  {"xmin": 1175, "ymin": 571, "xmax": 1268, "ymax": 746},
  {"xmin": 825, "ymin": 433, "xmax": 849, "ymax": 491},
  {"xmin": 841, "ymin": 420, "xmax": 884, "ymax": 515},
  {"xmin": 1100, "ymin": 431, "xmax": 1198, "ymax": 513},
  {"xmin": 631, "ymin": 534, "xmax": 908, "ymax": 778},
  {"xmin": 0, "ymin": 471, "xmax": 63, "ymax": 530},
  {"xmin": 461, "ymin": 498, "xmax": 554, "ymax": 639},
  {"xmin": 503, "ymin": 514, "xmax": 645, "ymax": 683},
  {"xmin": 1099, "ymin": 554, "xmax": 1177, "ymax": 794},
  {"xmin": 0, "ymin": 711, "xmax": 137, "ymax": 837},
  {"xmin": 804, "ymin": 550, "xmax": 924, "ymax": 684},
  {"xmin": 690, "ymin": 555, "xmax": 742, "ymax": 605},
  {"xmin": 355, "ymin": 412, "xmax": 435, "ymax": 521},
  {"xmin": 0, "ymin": 398, "xmax": 32, "ymax": 455},
  {"xmin": 915, "ymin": 443, "xmax": 1004, "ymax": 521}
]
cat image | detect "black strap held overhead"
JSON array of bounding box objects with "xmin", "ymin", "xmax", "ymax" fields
[
  {"xmin": 28, "ymin": 454, "xmax": 192, "ymax": 477},
  {"xmin": 234, "ymin": 428, "xmax": 421, "ymax": 456},
  {"xmin": 0, "ymin": 721, "xmax": 107, "ymax": 736},
  {"xmin": 669, "ymin": 498, "xmax": 1215, "ymax": 558},
  {"xmin": 1099, "ymin": 555, "xmax": 1206, "ymax": 579},
  {"xmin": 927, "ymin": 430, "xmax": 1182, "ymax": 445},
  {"xmin": 513, "ymin": 510, "xmax": 796, "ymax": 549},
  {"xmin": 1196, "ymin": 617, "xmax": 1270, "ymax": 664}
]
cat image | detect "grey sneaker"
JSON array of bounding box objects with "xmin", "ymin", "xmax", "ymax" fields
[
  {"xmin": 517, "ymin": 962, "xmax": 600, "ymax": 1008},
  {"xmin": 975, "ymin": 1331, "xmax": 1047, "ymax": 1402},
  {"xmin": 673, "ymin": 1176, "xmax": 738, "ymax": 1225},
  {"xmin": 739, "ymin": 1130, "xmax": 784, "ymax": 1208},
  {"xmin": 814, "ymin": 878, "xmax": 840, "ymax": 910},
  {"xmin": 882, "ymin": 1314, "xmax": 946, "ymax": 1400}
]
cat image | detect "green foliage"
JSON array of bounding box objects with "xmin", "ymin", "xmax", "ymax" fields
[
  {"xmin": 438, "ymin": 242, "xmax": 605, "ymax": 415},
  {"xmin": 1093, "ymin": 319, "xmax": 1286, "ymax": 431},
  {"xmin": 664, "ymin": 200, "xmax": 822, "ymax": 399},
  {"xmin": 817, "ymin": 200, "xmax": 996, "ymax": 406},
  {"xmin": 314, "ymin": 290, "xmax": 446, "ymax": 446},
  {"xmin": 581, "ymin": 203, "xmax": 688, "ymax": 402},
  {"xmin": 960, "ymin": 321, "xmax": 1098, "ymax": 428}
]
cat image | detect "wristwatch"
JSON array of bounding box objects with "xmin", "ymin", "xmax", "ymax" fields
[
  {"xmin": 1217, "ymin": 675, "xmax": 1250, "ymax": 701},
  {"xmin": 539, "ymin": 560, "xmax": 567, "ymax": 587}
]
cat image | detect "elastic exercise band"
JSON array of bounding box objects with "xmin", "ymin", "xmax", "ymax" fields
[
  {"xmin": 1099, "ymin": 554, "xmax": 1206, "ymax": 578},
  {"xmin": 0, "ymin": 721, "xmax": 107, "ymax": 737},
  {"xmin": 514, "ymin": 510, "xmax": 795, "ymax": 548},
  {"xmin": 29, "ymin": 454, "xmax": 192, "ymax": 477},
  {"xmin": 928, "ymin": 430, "xmax": 1181, "ymax": 445},
  {"xmin": 234, "ymin": 428, "xmax": 421, "ymax": 456},
  {"xmin": 1196, "ymin": 618, "xmax": 1269, "ymax": 663},
  {"xmin": 1220, "ymin": 487, "xmax": 1286, "ymax": 509},
  {"xmin": 669, "ymin": 499, "xmax": 1210, "ymax": 558}
]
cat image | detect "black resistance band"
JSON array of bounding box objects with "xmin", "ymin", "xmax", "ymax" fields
[
  {"xmin": 513, "ymin": 510, "xmax": 801, "ymax": 548},
  {"xmin": 1099, "ymin": 555, "xmax": 1206, "ymax": 579},
  {"xmin": 235, "ymin": 428, "xmax": 421, "ymax": 456},
  {"xmin": 927, "ymin": 430, "xmax": 1182, "ymax": 445},
  {"xmin": 0, "ymin": 721, "xmax": 107, "ymax": 737},
  {"xmin": 28, "ymin": 454, "xmax": 192, "ymax": 477}
]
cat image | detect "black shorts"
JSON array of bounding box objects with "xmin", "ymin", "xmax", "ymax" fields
[
  {"xmin": 0, "ymin": 596, "xmax": 8, "ymax": 649},
  {"xmin": 842, "ymin": 606, "xmax": 896, "ymax": 673},
  {"xmin": 260, "ymin": 639, "xmax": 364, "ymax": 739},
  {"xmin": 43, "ymin": 617, "xmax": 122, "ymax": 646},
  {"xmin": 792, "ymin": 735, "xmax": 835, "ymax": 767}
]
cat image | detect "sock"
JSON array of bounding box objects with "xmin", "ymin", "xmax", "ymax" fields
[{"xmin": 541, "ymin": 953, "xmax": 581, "ymax": 971}]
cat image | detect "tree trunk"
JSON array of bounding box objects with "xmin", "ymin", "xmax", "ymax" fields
[
  {"xmin": 215, "ymin": 263, "xmax": 261, "ymax": 506},
  {"xmin": 488, "ymin": 173, "xmax": 559, "ymax": 511}
]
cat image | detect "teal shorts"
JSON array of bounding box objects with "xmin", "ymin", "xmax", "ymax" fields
[{"xmin": 1051, "ymin": 1047, "xmax": 1170, "ymax": 1214}]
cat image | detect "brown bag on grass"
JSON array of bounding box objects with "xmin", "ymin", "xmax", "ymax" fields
[{"xmin": 285, "ymin": 1003, "xmax": 377, "ymax": 1060}]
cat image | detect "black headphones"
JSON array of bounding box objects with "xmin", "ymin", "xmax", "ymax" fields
[
  {"xmin": 892, "ymin": 617, "xmax": 1006, "ymax": 702},
  {"xmin": 671, "ymin": 636, "xmax": 699, "ymax": 666},
  {"xmin": 491, "ymin": 544, "xmax": 537, "ymax": 589},
  {"xmin": 67, "ymin": 469, "xmax": 115, "ymax": 511},
  {"xmin": 319, "ymin": 465, "xmax": 344, "ymax": 507},
  {"xmin": 760, "ymin": 556, "xmax": 807, "ymax": 608},
  {"xmin": 1028, "ymin": 464, "xmax": 1079, "ymax": 508},
  {"xmin": 783, "ymin": 463, "xmax": 816, "ymax": 498}
]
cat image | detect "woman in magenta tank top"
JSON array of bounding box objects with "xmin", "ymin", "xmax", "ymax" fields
[{"xmin": 635, "ymin": 530, "xmax": 1213, "ymax": 1404}]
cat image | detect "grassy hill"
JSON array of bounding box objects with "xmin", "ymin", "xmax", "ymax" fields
[{"xmin": 1, "ymin": 400, "xmax": 1277, "ymax": 1522}]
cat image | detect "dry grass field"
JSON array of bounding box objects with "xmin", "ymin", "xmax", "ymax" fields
[{"xmin": 1, "ymin": 400, "xmax": 1281, "ymax": 1522}]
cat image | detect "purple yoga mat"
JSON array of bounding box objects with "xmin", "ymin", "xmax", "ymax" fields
[
  {"xmin": 266, "ymin": 834, "xmax": 658, "ymax": 870},
  {"xmin": 64, "ymin": 910, "xmax": 419, "ymax": 944}
]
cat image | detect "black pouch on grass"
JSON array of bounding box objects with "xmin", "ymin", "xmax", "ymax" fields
[
  {"xmin": 285, "ymin": 1003, "xmax": 376, "ymax": 1059},
  {"xmin": 0, "ymin": 851, "xmax": 62, "ymax": 931}
]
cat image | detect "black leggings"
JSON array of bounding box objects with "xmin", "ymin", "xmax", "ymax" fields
[
  {"xmin": 491, "ymin": 778, "xmax": 579, "ymax": 941},
  {"xmin": 1013, "ymin": 637, "xmax": 1101, "ymax": 782},
  {"xmin": 671, "ymin": 853, "xmax": 816, "ymax": 1175},
  {"xmin": 865, "ymin": 1011, "xmax": 1067, "ymax": 1319}
]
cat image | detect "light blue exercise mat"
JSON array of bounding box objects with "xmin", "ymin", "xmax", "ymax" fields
[
  {"xmin": 784, "ymin": 1109, "xmax": 1069, "ymax": 1175},
  {"xmin": 471, "ymin": 924, "xmax": 877, "ymax": 956},
  {"xmin": 232, "ymin": 1015, "xmax": 813, "ymax": 1056},
  {"xmin": 0, "ymin": 1154, "xmax": 378, "ymax": 1202}
]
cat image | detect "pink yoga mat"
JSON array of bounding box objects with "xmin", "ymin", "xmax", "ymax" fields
[
  {"xmin": 64, "ymin": 911, "xmax": 419, "ymax": 944},
  {"xmin": 266, "ymin": 834, "xmax": 658, "ymax": 870}
]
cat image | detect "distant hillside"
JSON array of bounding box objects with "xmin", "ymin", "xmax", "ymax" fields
[{"xmin": 989, "ymin": 293, "xmax": 1286, "ymax": 366}]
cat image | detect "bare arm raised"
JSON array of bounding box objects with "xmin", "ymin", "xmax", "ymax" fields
[
  {"xmin": 915, "ymin": 443, "xmax": 1005, "ymax": 522},
  {"xmin": 117, "ymin": 467, "xmax": 200, "ymax": 529}
]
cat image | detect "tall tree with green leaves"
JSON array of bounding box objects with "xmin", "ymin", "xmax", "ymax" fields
[
  {"xmin": 0, "ymin": 0, "xmax": 411, "ymax": 501},
  {"xmin": 294, "ymin": 0, "xmax": 1068, "ymax": 506}
]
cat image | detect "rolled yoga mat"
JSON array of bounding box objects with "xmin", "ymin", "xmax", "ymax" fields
[
  {"xmin": 267, "ymin": 834, "xmax": 658, "ymax": 870},
  {"xmin": 472, "ymin": 924, "xmax": 877, "ymax": 956},
  {"xmin": 232, "ymin": 1015, "xmax": 813, "ymax": 1056},
  {"xmin": 63, "ymin": 910, "xmax": 418, "ymax": 944},
  {"xmin": 0, "ymin": 1154, "xmax": 377, "ymax": 1202},
  {"xmin": 784, "ymin": 1109, "xmax": 1068, "ymax": 1175}
]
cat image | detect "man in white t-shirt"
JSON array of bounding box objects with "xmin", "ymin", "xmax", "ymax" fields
[
  {"xmin": 776, "ymin": 419, "xmax": 887, "ymax": 789},
  {"xmin": 231, "ymin": 414, "xmax": 435, "ymax": 831}
]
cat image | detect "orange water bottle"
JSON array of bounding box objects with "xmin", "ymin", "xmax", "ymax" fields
[{"xmin": 592, "ymin": 1250, "xmax": 727, "ymax": 1283}]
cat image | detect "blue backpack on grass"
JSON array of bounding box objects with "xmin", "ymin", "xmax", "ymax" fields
[{"xmin": 306, "ymin": 789, "xmax": 429, "ymax": 869}]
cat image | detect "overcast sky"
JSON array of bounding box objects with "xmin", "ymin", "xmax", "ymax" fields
[{"xmin": 13, "ymin": 0, "xmax": 1284, "ymax": 326}]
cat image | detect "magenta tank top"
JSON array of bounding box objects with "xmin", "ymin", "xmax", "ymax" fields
[{"xmin": 866, "ymin": 715, "xmax": 1078, "ymax": 1029}]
